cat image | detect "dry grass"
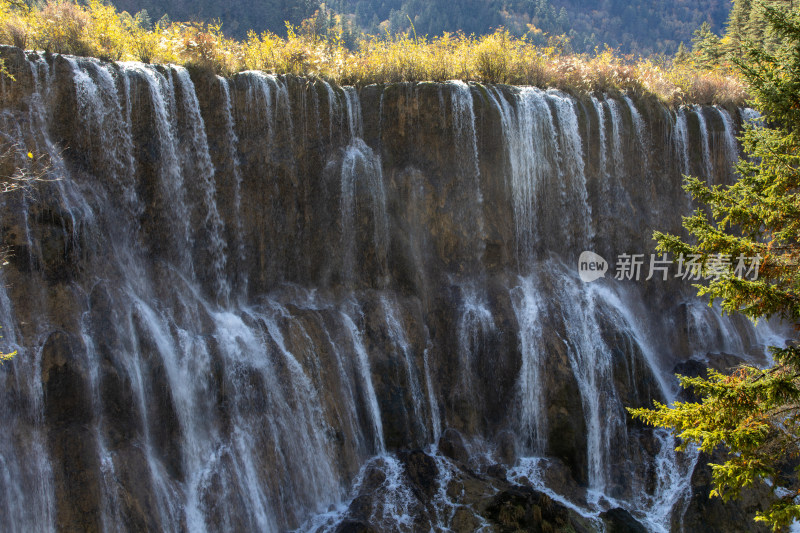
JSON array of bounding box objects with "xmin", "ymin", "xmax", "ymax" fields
[{"xmin": 0, "ymin": 0, "xmax": 749, "ymax": 106}]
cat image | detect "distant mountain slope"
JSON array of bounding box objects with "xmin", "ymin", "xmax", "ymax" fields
[
  {"xmin": 332, "ymin": 0, "xmax": 732, "ymax": 54},
  {"xmin": 109, "ymin": 0, "xmax": 318, "ymax": 37},
  {"xmin": 110, "ymin": 0, "xmax": 732, "ymax": 55}
]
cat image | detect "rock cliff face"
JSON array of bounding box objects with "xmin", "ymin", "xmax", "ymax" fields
[{"xmin": 0, "ymin": 45, "xmax": 785, "ymax": 532}]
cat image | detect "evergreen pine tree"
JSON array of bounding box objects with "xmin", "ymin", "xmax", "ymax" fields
[
  {"xmin": 692, "ymin": 21, "xmax": 725, "ymax": 66},
  {"xmin": 631, "ymin": 5, "xmax": 800, "ymax": 530}
]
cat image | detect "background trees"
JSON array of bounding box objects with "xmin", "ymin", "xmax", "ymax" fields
[{"xmin": 105, "ymin": 0, "xmax": 731, "ymax": 54}]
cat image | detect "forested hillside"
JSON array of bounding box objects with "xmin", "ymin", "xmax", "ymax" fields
[
  {"xmin": 109, "ymin": 0, "xmax": 319, "ymax": 37},
  {"xmin": 329, "ymin": 0, "xmax": 732, "ymax": 54},
  {"xmin": 689, "ymin": 0, "xmax": 794, "ymax": 66},
  {"xmin": 109, "ymin": 0, "xmax": 732, "ymax": 55}
]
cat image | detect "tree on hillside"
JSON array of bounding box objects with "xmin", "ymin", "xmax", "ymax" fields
[
  {"xmin": 724, "ymin": 0, "xmax": 791, "ymax": 54},
  {"xmin": 692, "ymin": 21, "xmax": 726, "ymax": 66},
  {"xmin": 630, "ymin": 4, "xmax": 800, "ymax": 530},
  {"xmin": 111, "ymin": 0, "xmax": 320, "ymax": 38}
]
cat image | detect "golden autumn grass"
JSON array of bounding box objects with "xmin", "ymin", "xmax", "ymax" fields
[{"xmin": 0, "ymin": 0, "xmax": 748, "ymax": 107}]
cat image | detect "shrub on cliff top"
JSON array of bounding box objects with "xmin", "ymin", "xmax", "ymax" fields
[{"xmin": 0, "ymin": 0, "xmax": 748, "ymax": 106}]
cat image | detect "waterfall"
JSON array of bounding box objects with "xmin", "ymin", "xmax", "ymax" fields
[
  {"xmin": 741, "ymin": 107, "xmax": 761, "ymax": 125},
  {"xmin": 0, "ymin": 281, "xmax": 55, "ymax": 531},
  {"xmin": 380, "ymin": 295, "xmax": 429, "ymax": 439},
  {"xmin": 559, "ymin": 276, "xmax": 621, "ymax": 496},
  {"xmin": 549, "ymin": 90, "xmax": 593, "ymax": 248},
  {"xmin": 342, "ymin": 310, "xmax": 386, "ymax": 453},
  {"xmin": 66, "ymin": 59, "xmax": 138, "ymax": 211},
  {"xmin": 443, "ymin": 80, "xmax": 486, "ymax": 267},
  {"xmin": 717, "ymin": 107, "xmax": 740, "ymax": 172},
  {"xmin": 446, "ymin": 80, "xmax": 481, "ymax": 188},
  {"xmin": 218, "ymin": 77, "xmax": 244, "ymax": 274},
  {"xmin": 675, "ymin": 108, "xmax": 691, "ymax": 176},
  {"xmin": 600, "ymin": 95, "xmax": 635, "ymax": 221},
  {"xmin": 0, "ymin": 48, "xmax": 775, "ymax": 532},
  {"xmin": 455, "ymin": 286, "xmax": 494, "ymax": 402},
  {"xmin": 319, "ymin": 81, "xmax": 340, "ymax": 141},
  {"xmin": 344, "ymin": 86, "xmax": 363, "ymax": 141},
  {"xmin": 174, "ymin": 67, "xmax": 228, "ymax": 304},
  {"xmin": 623, "ymin": 94, "xmax": 648, "ymax": 170},
  {"xmin": 489, "ymin": 86, "xmax": 593, "ymax": 258},
  {"xmin": 339, "ymin": 138, "xmax": 388, "ymax": 281},
  {"xmin": 489, "ymin": 86, "xmax": 556, "ymax": 263},
  {"xmin": 511, "ymin": 276, "xmax": 548, "ymax": 454},
  {"xmin": 589, "ymin": 96, "xmax": 609, "ymax": 183},
  {"xmin": 240, "ymin": 70, "xmax": 276, "ymax": 137},
  {"xmin": 604, "ymin": 96, "xmax": 625, "ymax": 179},
  {"xmin": 507, "ymin": 269, "xmax": 702, "ymax": 530},
  {"xmin": 128, "ymin": 63, "xmax": 195, "ymax": 273},
  {"xmin": 694, "ymin": 107, "xmax": 715, "ymax": 182},
  {"xmin": 422, "ymin": 344, "xmax": 441, "ymax": 444},
  {"xmin": 339, "ymin": 88, "xmax": 389, "ymax": 284},
  {"xmin": 590, "ymin": 284, "xmax": 699, "ymax": 531}
]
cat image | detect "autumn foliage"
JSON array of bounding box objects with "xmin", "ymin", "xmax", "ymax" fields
[{"xmin": 0, "ymin": 0, "xmax": 747, "ymax": 106}]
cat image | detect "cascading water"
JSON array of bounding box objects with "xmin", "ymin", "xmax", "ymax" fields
[
  {"xmin": 446, "ymin": 80, "xmax": 481, "ymax": 194},
  {"xmin": 559, "ymin": 273, "xmax": 624, "ymax": 497},
  {"xmin": 717, "ymin": 107, "xmax": 741, "ymax": 174},
  {"xmin": 550, "ymin": 91, "xmax": 594, "ymax": 248},
  {"xmin": 589, "ymin": 96, "xmax": 609, "ymax": 183},
  {"xmin": 511, "ymin": 276, "xmax": 548, "ymax": 454},
  {"xmin": 488, "ymin": 86, "xmax": 552, "ymax": 262},
  {"xmin": 693, "ymin": 106, "xmax": 715, "ymax": 182},
  {"xmin": 604, "ymin": 95, "xmax": 625, "ymax": 179},
  {"xmin": 216, "ymin": 77, "xmax": 243, "ymax": 293},
  {"xmin": 623, "ymin": 94, "xmax": 649, "ymax": 169},
  {"xmin": 341, "ymin": 309, "xmax": 386, "ymax": 453},
  {"xmin": 675, "ymin": 107, "xmax": 691, "ymax": 176},
  {"xmin": 0, "ymin": 46, "xmax": 786, "ymax": 533},
  {"xmin": 454, "ymin": 286, "xmax": 494, "ymax": 411},
  {"xmin": 174, "ymin": 67, "xmax": 228, "ymax": 304},
  {"xmin": 131, "ymin": 63, "xmax": 196, "ymax": 273},
  {"xmin": 339, "ymin": 86, "xmax": 389, "ymax": 284}
]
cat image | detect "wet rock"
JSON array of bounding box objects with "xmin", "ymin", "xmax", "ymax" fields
[
  {"xmin": 673, "ymin": 359, "xmax": 709, "ymax": 402},
  {"xmin": 399, "ymin": 450, "xmax": 440, "ymax": 500},
  {"xmin": 450, "ymin": 507, "xmax": 484, "ymax": 532},
  {"xmin": 344, "ymin": 495, "xmax": 374, "ymax": 524},
  {"xmin": 335, "ymin": 521, "xmax": 378, "ymax": 533},
  {"xmin": 496, "ymin": 429, "xmax": 517, "ymax": 466},
  {"xmin": 484, "ymin": 486, "xmax": 591, "ymax": 533},
  {"xmin": 529, "ymin": 458, "xmax": 587, "ymax": 510},
  {"xmin": 673, "ymin": 359, "xmax": 708, "ymax": 379},
  {"xmin": 41, "ymin": 331, "xmax": 90, "ymax": 425},
  {"xmin": 600, "ymin": 507, "xmax": 647, "ymax": 533},
  {"xmin": 680, "ymin": 451, "xmax": 771, "ymax": 533},
  {"xmin": 438, "ymin": 428, "xmax": 470, "ymax": 463},
  {"xmin": 41, "ymin": 331, "xmax": 103, "ymax": 532},
  {"xmin": 486, "ymin": 464, "xmax": 508, "ymax": 480}
]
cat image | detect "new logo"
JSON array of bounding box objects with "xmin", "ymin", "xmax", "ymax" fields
[{"xmin": 578, "ymin": 251, "xmax": 608, "ymax": 283}]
